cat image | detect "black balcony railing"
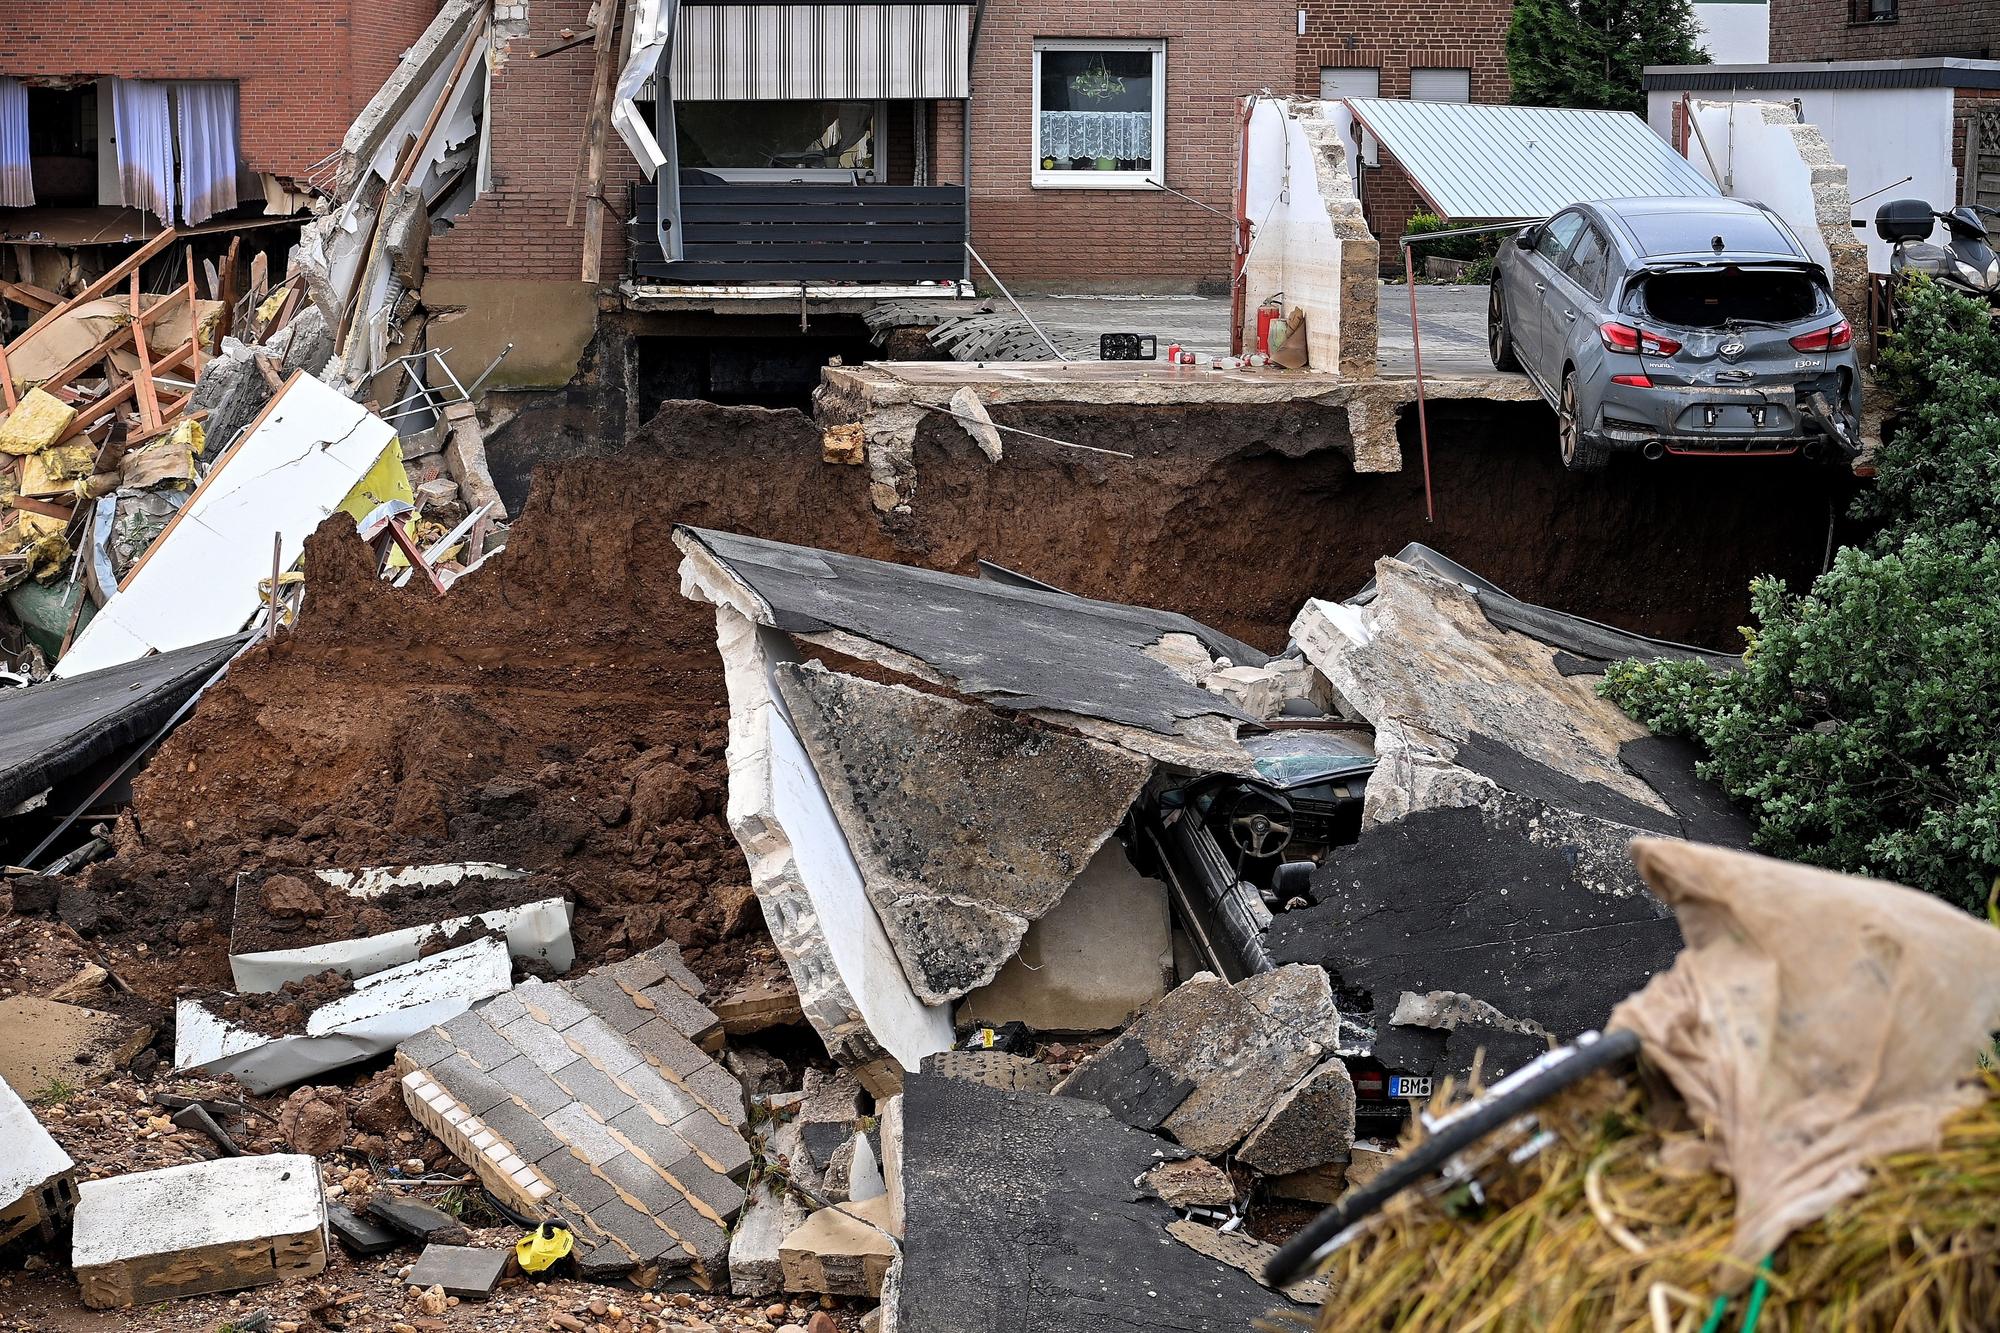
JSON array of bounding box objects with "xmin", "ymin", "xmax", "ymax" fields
[{"xmin": 628, "ymin": 178, "xmax": 969, "ymax": 284}]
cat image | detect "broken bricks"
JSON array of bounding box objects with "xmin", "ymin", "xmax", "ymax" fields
[{"xmin": 70, "ymin": 1153, "xmax": 328, "ymax": 1309}]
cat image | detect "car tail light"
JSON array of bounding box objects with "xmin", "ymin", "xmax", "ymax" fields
[
  {"xmin": 1610, "ymin": 373, "xmax": 1653, "ymax": 387},
  {"xmin": 1790, "ymin": 319, "xmax": 1853, "ymax": 352},
  {"xmin": 1601, "ymin": 322, "xmax": 1681, "ymax": 356}
]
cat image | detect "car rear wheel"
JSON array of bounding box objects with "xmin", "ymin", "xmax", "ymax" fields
[
  {"xmin": 1487, "ymin": 280, "xmax": 1520, "ymax": 372},
  {"xmin": 1557, "ymin": 369, "xmax": 1608, "ymax": 472}
]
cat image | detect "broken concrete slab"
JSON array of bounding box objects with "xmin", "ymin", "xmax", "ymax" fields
[
  {"xmin": 897, "ymin": 1074, "xmax": 1305, "ymax": 1331},
  {"xmin": 367, "ymin": 1197, "xmax": 471, "ymax": 1247},
  {"xmin": 922, "ymin": 1049, "xmax": 1059, "ymax": 1093},
  {"xmin": 675, "ymin": 525, "xmax": 1263, "ymax": 773},
  {"xmin": 775, "ymin": 660, "xmax": 1152, "ymax": 1004},
  {"xmin": 1055, "ymin": 965, "xmax": 1339, "ymax": 1155},
  {"xmin": 70, "ymin": 1154, "xmax": 327, "ymax": 1308},
  {"xmin": 406, "ymin": 1244, "xmax": 508, "ymax": 1300},
  {"xmin": 714, "ymin": 967, "xmax": 805, "ymax": 1036},
  {"xmin": 957, "ymin": 839, "xmax": 1172, "ymax": 1035},
  {"xmin": 179, "ymin": 936, "xmax": 515, "ymax": 1094},
  {"xmin": 691, "ymin": 604, "xmax": 952, "ymax": 1094},
  {"xmin": 0, "ymin": 996, "xmax": 153, "ymax": 1097},
  {"xmin": 1140, "ymin": 1158, "xmax": 1234, "ymax": 1209},
  {"xmin": 729, "ymin": 1179, "xmax": 811, "ymax": 1298},
  {"xmin": 394, "ymin": 941, "xmax": 750, "ymax": 1288},
  {"xmin": 0, "ymin": 1073, "xmax": 76, "ymax": 1248},
  {"xmin": 1275, "ymin": 555, "xmax": 1755, "ymax": 1088},
  {"xmin": 327, "ymin": 1203, "xmax": 400, "ymax": 1256},
  {"xmin": 946, "ymin": 386, "xmax": 1003, "ymax": 462},
  {"xmin": 228, "ymin": 863, "xmax": 570, "ymax": 992},
  {"xmin": 1164, "ymin": 1218, "xmax": 1328, "ymax": 1305},
  {"xmin": 1237, "ymin": 1057, "xmax": 1355, "ymax": 1177},
  {"xmin": 779, "ymin": 1195, "xmax": 898, "ymax": 1298}
]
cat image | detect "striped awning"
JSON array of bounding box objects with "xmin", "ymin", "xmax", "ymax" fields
[{"xmin": 671, "ymin": 4, "xmax": 971, "ymax": 101}]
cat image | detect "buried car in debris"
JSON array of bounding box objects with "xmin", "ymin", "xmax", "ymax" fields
[{"xmin": 1488, "ymin": 196, "xmax": 1861, "ymax": 470}]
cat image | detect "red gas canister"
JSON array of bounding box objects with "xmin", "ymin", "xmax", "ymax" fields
[{"xmin": 1255, "ymin": 300, "xmax": 1283, "ymax": 357}]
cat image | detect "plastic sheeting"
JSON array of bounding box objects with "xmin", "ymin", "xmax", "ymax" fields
[
  {"xmin": 1610, "ymin": 839, "xmax": 2000, "ymax": 1277},
  {"xmin": 173, "ymin": 81, "xmax": 241, "ymax": 225},
  {"xmin": 0, "ymin": 78, "xmax": 33, "ymax": 208},
  {"xmin": 112, "ymin": 78, "xmax": 174, "ymax": 224}
]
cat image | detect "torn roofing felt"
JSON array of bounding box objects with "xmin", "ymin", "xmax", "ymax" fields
[
  {"xmin": 673, "ymin": 526, "xmax": 1265, "ymax": 742},
  {"xmin": 1352, "ymin": 543, "xmax": 1740, "ymax": 674},
  {"xmin": 0, "ymin": 633, "xmax": 248, "ymax": 811}
]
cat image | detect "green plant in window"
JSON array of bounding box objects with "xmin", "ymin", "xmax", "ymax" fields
[{"xmin": 1070, "ymin": 59, "xmax": 1127, "ymax": 103}]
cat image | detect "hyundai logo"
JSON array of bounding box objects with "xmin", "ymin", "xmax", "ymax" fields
[{"xmin": 1719, "ymin": 338, "xmax": 1746, "ymax": 361}]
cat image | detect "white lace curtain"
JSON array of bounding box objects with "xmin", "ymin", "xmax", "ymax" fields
[
  {"xmin": 113, "ymin": 77, "xmax": 175, "ymax": 223},
  {"xmin": 111, "ymin": 78, "xmax": 240, "ymax": 224},
  {"xmin": 1038, "ymin": 110, "xmax": 1153, "ymax": 163},
  {"xmin": 173, "ymin": 81, "xmax": 239, "ymax": 224},
  {"xmin": 0, "ymin": 78, "xmax": 32, "ymax": 208}
]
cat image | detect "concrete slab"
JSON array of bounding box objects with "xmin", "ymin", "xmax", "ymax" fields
[
  {"xmin": 406, "ymin": 1244, "xmax": 508, "ymax": 1299},
  {"xmin": 775, "ymin": 662, "xmax": 1151, "ymax": 1004},
  {"xmin": 0, "ymin": 996, "xmax": 153, "ymax": 1098},
  {"xmin": 779, "ymin": 1196, "xmax": 899, "ymax": 1298},
  {"xmin": 0, "ymin": 1074, "xmax": 75, "ymax": 1248},
  {"xmin": 957, "ymin": 840, "xmax": 1172, "ymax": 1034},
  {"xmin": 71, "ymin": 1154, "xmax": 327, "ymax": 1308}
]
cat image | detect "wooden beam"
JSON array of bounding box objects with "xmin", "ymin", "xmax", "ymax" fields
[
  {"xmin": 577, "ymin": 0, "xmax": 632, "ymax": 284},
  {"xmin": 0, "ymin": 281, "xmax": 61, "ymax": 313},
  {"xmin": 0, "ymin": 341, "xmax": 13, "ymax": 412},
  {"xmin": 59, "ymin": 342, "xmax": 195, "ymax": 442},
  {"xmin": 185, "ymin": 246, "xmax": 201, "ymax": 384},
  {"xmin": 4, "ymin": 228, "xmax": 178, "ymax": 357},
  {"xmin": 9, "ymin": 495, "xmax": 76, "ymax": 523},
  {"xmin": 215, "ymin": 235, "xmax": 242, "ymax": 352},
  {"xmin": 128, "ymin": 274, "xmax": 161, "ymax": 432}
]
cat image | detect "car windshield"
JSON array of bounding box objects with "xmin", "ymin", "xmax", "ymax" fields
[{"xmin": 1633, "ymin": 268, "xmax": 1823, "ymax": 329}]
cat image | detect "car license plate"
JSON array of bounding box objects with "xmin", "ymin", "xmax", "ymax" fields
[{"xmin": 1388, "ymin": 1076, "xmax": 1432, "ymax": 1100}]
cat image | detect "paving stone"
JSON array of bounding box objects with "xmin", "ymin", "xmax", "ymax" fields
[
  {"xmin": 535, "ymin": 1149, "xmax": 617, "ymax": 1212},
  {"xmin": 405, "ymin": 1244, "xmax": 508, "ymax": 1300},
  {"xmin": 328, "ymin": 1204, "xmax": 401, "ymax": 1256},
  {"xmin": 638, "ymin": 983, "xmax": 722, "ymax": 1045},
  {"xmin": 685, "ymin": 1061, "xmax": 748, "ymax": 1124},
  {"xmin": 397, "ymin": 1028, "xmax": 454, "ymax": 1071},
  {"xmin": 560, "ymin": 1015, "xmax": 647, "ymax": 1076},
  {"xmin": 662, "ymin": 1152, "xmax": 745, "ymax": 1224},
  {"xmin": 607, "ymin": 953, "xmax": 671, "ymax": 992},
  {"xmin": 573, "ymin": 1236, "xmax": 639, "ymax": 1279},
  {"xmin": 626, "ymin": 1018, "xmax": 712, "ymax": 1079},
  {"xmin": 476, "ymin": 990, "xmax": 528, "ymax": 1029},
  {"xmin": 586, "ymin": 1196, "xmax": 679, "ymax": 1263},
  {"xmin": 608, "ymin": 1105, "xmax": 696, "ymax": 1174},
  {"xmin": 674, "ymin": 1109, "xmax": 753, "ymax": 1180},
  {"xmin": 570, "ymin": 974, "xmax": 652, "ymax": 1033},
  {"xmin": 367, "ymin": 1198, "xmax": 470, "ymax": 1246},
  {"xmin": 544, "ymin": 1103, "xmax": 624, "ymax": 1162},
  {"xmin": 499, "ymin": 1013, "xmax": 577, "ymax": 1074},
  {"xmin": 437, "ymin": 1012, "xmax": 519, "ymax": 1072},
  {"xmin": 485, "ymin": 1055, "xmax": 574, "ymax": 1117},
  {"xmin": 596, "ymin": 1151, "xmax": 687, "ymax": 1216},
  {"xmin": 615, "ymin": 1059, "xmax": 704, "ymax": 1123},
  {"xmin": 660, "ymin": 1196, "xmax": 730, "ymax": 1272},
  {"xmin": 476, "ymin": 1096, "xmax": 566, "ymax": 1167},
  {"xmin": 551, "ymin": 1058, "xmax": 638, "ymax": 1121},
  {"xmin": 517, "ymin": 979, "xmax": 592, "ymax": 1030},
  {"xmin": 429, "ymin": 1054, "xmax": 512, "ymax": 1117}
]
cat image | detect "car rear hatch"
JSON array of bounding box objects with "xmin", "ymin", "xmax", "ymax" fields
[{"xmin": 1616, "ymin": 263, "xmax": 1847, "ymax": 442}]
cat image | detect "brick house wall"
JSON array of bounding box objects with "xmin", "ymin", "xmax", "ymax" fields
[
  {"xmin": 1769, "ymin": 0, "xmax": 1997, "ymax": 62},
  {"xmin": 0, "ymin": 1, "xmax": 440, "ymax": 177},
  {"xmin": 966, "ymin": 0, "xmax": 1295, "ymax": 290},
  {"xmin": 1297, "ymin": 0, "xmax": 1515, "ymax": 267}
]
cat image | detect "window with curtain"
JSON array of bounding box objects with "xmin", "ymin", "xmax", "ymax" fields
[
  {"xmin": 0, "ymin": 78, "xmax": 31, "ymax": 208},
  {"xmin": 109, "ymin": 78, "xmax": 240, "ymax": 224},
  {"xmin": 112, "ymin": 78, "xmax": 174, "ymax": 222},
  {"xmin": 173, "ymin": 82, "xmax": 240, "ymax": 224},
  {"xmin": 1033, "ymin": 40, "xmax": 1165, "ymax": 189}
]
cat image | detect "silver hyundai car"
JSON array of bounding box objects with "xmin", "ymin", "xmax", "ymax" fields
[{"xmin": 1488, "ymin": 196, "xmax": 1862, "ymax": 471}]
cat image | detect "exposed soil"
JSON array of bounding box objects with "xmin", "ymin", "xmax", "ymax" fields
[
  {"xmin": 232, "ymin": 867, "xmax": 565, "ymax": 954},
  {"xmin": 204, "ymin": 968, "xmax": 357, "ymax": 1037},
  {"xmin": 39, "ymin": 397, "xmax": 1845, "ymax": 1013}
]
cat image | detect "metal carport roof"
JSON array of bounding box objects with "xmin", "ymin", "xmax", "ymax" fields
[{"xmin": 1338, "ymin": 99, "xmax": 1719, "ymax": 222}]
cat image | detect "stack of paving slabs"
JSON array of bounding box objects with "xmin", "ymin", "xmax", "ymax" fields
[{"xmin": 396, "ymin": 941, "xmax": 751, "ymax": 1287}]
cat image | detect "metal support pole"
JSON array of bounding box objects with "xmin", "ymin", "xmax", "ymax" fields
[
  {"xmin": 1403, "ymin": 241, "xmax": 1434, "ymax": 525},
  {"xmin": 964, "ymin": 244, "xmax": 1067, "ymax": 361}
]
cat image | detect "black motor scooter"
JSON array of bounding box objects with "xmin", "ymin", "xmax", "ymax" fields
[{"xmin": 1867, "ymin": 197, "xmax": 2000, "ymax": 307}]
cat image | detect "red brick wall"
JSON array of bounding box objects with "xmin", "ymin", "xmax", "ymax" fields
[
  {"xmin": 0, "ymin": 0, "xmax": 440, "ymax": 176},
  {"xmin": 1297, "ymin": 0, "xmax": 1514, "ymax": 268},
  {"xmin": 1770, "ymin": 0, "xmax": 1997, "ymax": 61},
  {"xmin": 967, "ymin": 1, "xmax": 1295, "ymax": 288},
  {"xmin": 429, "ymin": 0, "xmax": 643, "ymax": 283}
]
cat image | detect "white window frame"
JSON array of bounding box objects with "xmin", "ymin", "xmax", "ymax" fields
[
  {"xmin": 672, "ymin": 99, "xmax": 888, "ymax": 184},
  {"xmin": 1031, "ymin": 38, "xmax": 1166, "ymax": 191}
]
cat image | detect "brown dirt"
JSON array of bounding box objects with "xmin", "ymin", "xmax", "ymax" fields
[
  {"xmin": 39, "ymin": 398, "xmax": 1845, "ymax": 1010},
  {"xmin": 232, "ymin": 867, "xmax": 564, "ymax": 954}
]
